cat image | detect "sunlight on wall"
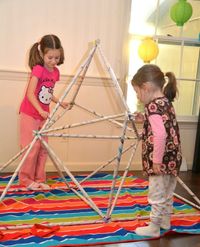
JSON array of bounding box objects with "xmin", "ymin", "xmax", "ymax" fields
[
  {"xmin": 127, "ymin": 0, "xmax": 158, "ymax": 112},
  {"xmin": 129, "ymin": 0, "xmax": 157, "ymax": 36},
  {"xmin": 126, "ymin": 39, "xmax": 143, "ymax": 113},
  {"xmin": 127, "ymin": 0, "xmax": 200, "ymax": 117}
]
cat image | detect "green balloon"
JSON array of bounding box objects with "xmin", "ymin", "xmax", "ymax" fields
[{"xmin": 170, "ymin": 0, "xmax": 193, "ymax": 26}]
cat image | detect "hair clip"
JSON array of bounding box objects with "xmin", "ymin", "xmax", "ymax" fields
[
  {"xmin": 164, "ymin": 75, "xmax": 169, "ymax": 84},
  {"xmin": 37, "ymin": 43, "xmax": 41, "ymax": 52}
]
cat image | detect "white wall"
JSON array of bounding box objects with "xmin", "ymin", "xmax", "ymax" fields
[
  {"xmin": 0, "ymin": 0, "xmax": 131, "ymax": 79},
  {"xmin": 0, "ymin": 0, "xmax": 132, "ymax": 172}
]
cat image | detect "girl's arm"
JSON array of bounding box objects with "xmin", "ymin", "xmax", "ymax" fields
[
  {"xmin": 52, "ymin": 95, "xmax": 72, "ymax": 109},
  {"xmin": 149, "ymin": 114, "xmax": 167, "ymax": 175},
  {"xmin": 26, "ymin": 76, "xmax": 49, "ymax": 119},
  {"xmin": 51, "ymin": 95, "xmax": 59, "ymax": 104},
  {"xmin": 133, "ymin": 112, "xmax": 144, "ymax": 123}
]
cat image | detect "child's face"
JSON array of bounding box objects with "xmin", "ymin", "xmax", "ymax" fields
[
  {"xmin": 43, "ymin": 49, "xmax": 61, "ymax": 71},
  {"xmin": 133, "ymin": 84, "xmax": 151, "ymax": 105}
]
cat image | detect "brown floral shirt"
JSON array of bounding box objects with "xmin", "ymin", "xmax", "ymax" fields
[{"xmin": 142, "ymin": 96, "xmax": 182, "ymax": 176}]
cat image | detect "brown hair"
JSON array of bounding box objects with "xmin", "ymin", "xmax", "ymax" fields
[
  {"xmin": 28, "ymin": 34, "xmax": 64, "ymax": 69},
  {"xmin": 131, "ymin": 64, "xmax": 178, "ymax": 102}
]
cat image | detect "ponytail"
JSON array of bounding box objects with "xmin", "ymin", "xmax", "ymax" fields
[
  {"xmin": 28, "ymin": 42, "xmax": 43, "ymax": 69},
  {"xmin": 163, "ymin": 72, "xmax": 178, "ymax": 102}
]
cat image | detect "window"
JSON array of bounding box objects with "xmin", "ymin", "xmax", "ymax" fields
[{"xmin": 127, "ymin": 0, "xmax": 200, "ymax": 117}]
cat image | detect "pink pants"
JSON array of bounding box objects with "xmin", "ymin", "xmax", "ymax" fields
[{"xmin": 19, "ymin": 113, "xmax": 48, "ymax": 187}]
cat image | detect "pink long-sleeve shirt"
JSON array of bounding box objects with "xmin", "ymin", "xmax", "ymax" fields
[{"xmin": 149, "ymin": 114, "xmax": 167, "ymax": 164}]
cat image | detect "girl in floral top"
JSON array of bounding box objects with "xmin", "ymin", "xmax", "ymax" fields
[{"xmin": 131, "ymin": 64, "xmax": 182, "ymax": 237}]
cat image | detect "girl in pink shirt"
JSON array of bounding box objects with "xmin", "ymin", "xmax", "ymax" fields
[
  {"xmin": 131, "ymin": 64, "xmax": 182, "ymax": 237},
  {"xmin": 19, "ymin": 34, "xmax": 70, "ymax": 190}
]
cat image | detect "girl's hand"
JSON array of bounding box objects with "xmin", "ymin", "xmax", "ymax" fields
[
  {"xmin": 133, "ymin": 112, "xmax": 144, "ymax": 123},
  {"xmin": 153, "ymin": 163, "xmax": 162, "ymax": 175},
  {"xmin": 60, "ymin": 102, "xmax": 73, "ymax": 110},
  {"xmin": 52, "ymin": 96, "xmax": 73, "ymax": 110},
  {"xmin": 39, "ymin": 110, "xmax": 49, "ymax": 119}
]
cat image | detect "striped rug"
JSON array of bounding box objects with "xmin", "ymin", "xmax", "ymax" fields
[{"xmin": 0, "ymin": 173, "xmax": 200, "ymax": 246}]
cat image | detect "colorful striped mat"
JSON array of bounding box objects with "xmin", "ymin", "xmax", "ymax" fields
[{"xmin": 0, "ymin": 173, "xmax": 200, "ymax": 246}]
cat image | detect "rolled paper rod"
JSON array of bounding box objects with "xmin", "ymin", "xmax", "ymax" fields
[
  {"xmin": 74, "ymin": 103, "xmax": 135, "ymax": 134},
  {"xmin": 39, "ymin": 137, "xmax": 105, "ymax": 219},
  {"xmin": 0, "ymin": 219, "xmax": 104, "ymax": 231},
  {"xmin": 1, "ymin": 212, "xmax": 200, "ymax": 231},
  {"xmin": 0, "ymin": 137, "xmax": 38, "ymax": 201},
  {"xmin": 106, "ymin": 114, "xmax": 129, "ymax": 219},
  {"xmin": 0, "ymin": 144, "xmax": 30, "ymax": 172},
  {"xmin": 128, "ymin": 113, "xmax": 141, "ymax": 140},
  {"xmin": 47, "ymin": 43, "xmax": 97, "ymax": 129},
  {"xmin": 41, "ymin": 113, "xmax": 125, "ymax": 134},
  {"xmin": 109, "ymin": 141, "xmax": 140, "ymax": 216},
  {"xmin": 44, "ymin": 42, "xmax": 98, "ymax": 130},
  {"xmin": 39, "ymin": 137, "xmax": 72, "ymax": 191},
  {"xmin": 174, "ymin": 192, "xmax": 200, "ymax": 210},
  {"xmin": 44, "ymin": 104, "xmax": 72, "ymax": 129},
  {"xmin": 111, "ymin": 212, "xmax": 200, "ymax": 222},
  {"xmin": 79, "ymin": 142, "xmax": 137, "ymax": 184},
  {"xmin": 176, "ymin": 176, "xmax": 200, "ymax": 206},
  {"xmin": 97, "ymin": 45, "xmax": 129, "ymax": 112},
  {"xmin": 40, "ymin": 133, "xmax": 136, "ymax": 140}
]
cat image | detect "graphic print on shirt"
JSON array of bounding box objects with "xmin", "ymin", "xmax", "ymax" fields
[{"xmin": 38, "ymin": 85, "xmax": 53, "ymax": 105}]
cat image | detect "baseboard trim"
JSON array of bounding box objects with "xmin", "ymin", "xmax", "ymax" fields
[
  {"xmin": 0, "ymin": 161, "xmax": 142, "ymax": 173},
  {"xmin": 0, "ymin": 159, "xmax": 190, "ymax": 174}
]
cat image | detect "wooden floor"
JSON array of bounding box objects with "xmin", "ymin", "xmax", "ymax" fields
[{"xmin": 89, "ymin": 171, "xmax": 200, "ymax": 247}]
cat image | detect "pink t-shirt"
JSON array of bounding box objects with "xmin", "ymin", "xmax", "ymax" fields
[{"xmin": 19, "ymin": 65, "xmax": 60, "ymax": 120}]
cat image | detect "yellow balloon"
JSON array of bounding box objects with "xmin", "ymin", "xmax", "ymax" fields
[{"xmin": 138, "ymin": 38, "xmax": 159, "ymax": 63}]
